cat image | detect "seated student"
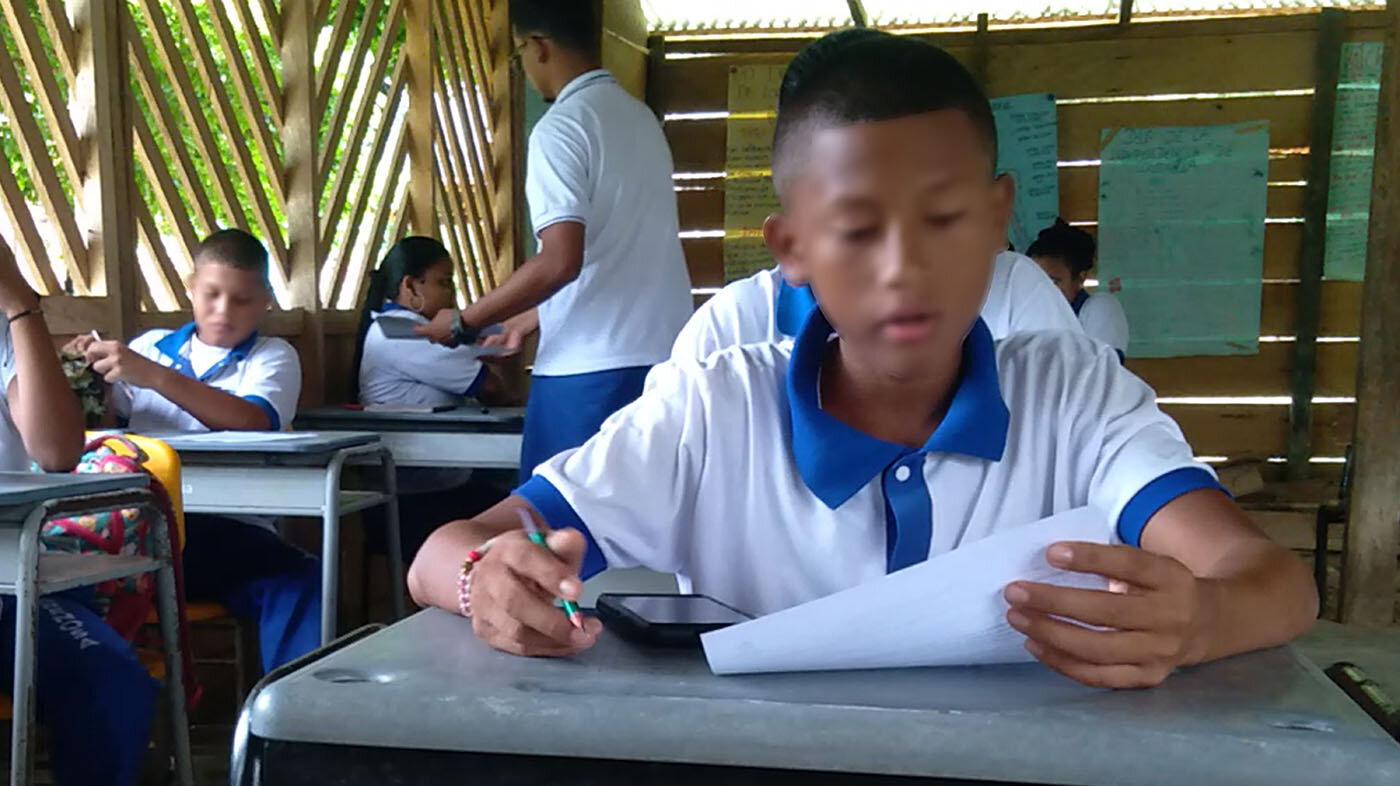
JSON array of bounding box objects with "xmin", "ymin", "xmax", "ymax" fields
[
  {"xmin": 72, "ymin": 229, "xmax": 318, "ymax": 672},
  {"xmin": 674, "ymin": 249, "xmax": 1081, "ymax": 364},
  {"xmin": 1028, "ymin": 218, "xmax": 1130, "ymax": 361},
  {"xmin": 406, "ymin": 31, "xmax": 1315, "ymax": 687},
  {"xmin": 353, "ymin": 236, "xmax": 512, "ymax": 559},
  {"xmin": 0, "ymin": 239, "xmax": 156, "ymax": 786}
]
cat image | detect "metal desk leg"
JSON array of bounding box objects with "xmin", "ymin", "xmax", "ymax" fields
[
  {"xmin": 149, "ymin": 505, "xmax": 194, "ymax": 786},
  {"xmin": 381, "ymin": 448, "xmax": 405, "ymax": 620},
  {"xmin": 320, "ymin": 457, "xmax": 347, "ymax": 646},
  {"xmin": 9, "ymin": 506, "xmax": 42, "ymax": 786}
]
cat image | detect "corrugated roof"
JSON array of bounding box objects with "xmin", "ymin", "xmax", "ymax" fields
[{"xmin": 643, "ymin": 0, "xmax": 1383, "ymax": 33}]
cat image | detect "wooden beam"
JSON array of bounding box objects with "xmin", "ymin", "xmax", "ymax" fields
[
  {"xmin": 1119, "ymin": 0, "xmax": 1133, "ymax": 26},
  {"xmin": 280, "ymin": 0, "xmax": 324, "ymax": 405},
  {"xmin": 405, "ymin": 0, "xmax": 436, "ymax": 234},
  {"xmin": 1342, "ymin": 0, "xmax": 1400, "ymax": 625},
  {"xmin": 645, "ymin": 35, "xmax": 667, "ymax": 120},
  {"xmin": 847, "ymin": 0, "xmax": 868, "ymax": 28},
  {"xmin": 972, "ymin": 14, "xmax": 990, "ymax": 88},
  {"xmin": 1288, "ymin": 8, "xmax": 1346, "ymax": 479}
]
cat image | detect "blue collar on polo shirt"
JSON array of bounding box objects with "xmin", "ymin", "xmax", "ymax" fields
[
  {"xmin": 377, "ymin": 301, "xmax": 414, "ymax": 313},
  {"xmin": 1070, "ymin": 288, "xmax": 1089, "ymax": 316},
  {"xmin": 785, "ymin": 307, "xmax": 1009, "ymax": 572},
  {"xmin": 154, "ymin": 322, "xmax": 259, "ymax": 383},
  {"xmin": 774, "ymin": 278, "xmax": 817, "ymax": 337}
]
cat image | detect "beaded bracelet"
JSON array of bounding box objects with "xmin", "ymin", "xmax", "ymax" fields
[{"xmin": 456, "ymin": 539, "xmax": 494, "ymax": 618}]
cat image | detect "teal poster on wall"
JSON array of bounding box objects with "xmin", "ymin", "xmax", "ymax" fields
[
  {"xmin": 1097, "ymin": 122, "xmax": 1269, "ymax": 358},
  {"xmin": 990, "ymin": 92, "xmax": 1059, "ymax": 253}
]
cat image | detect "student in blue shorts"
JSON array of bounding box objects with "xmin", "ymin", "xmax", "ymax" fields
[
  {"xmin": 407, "ymin": 31, "xmax": 1316, "ymax": 688},
  {"xmin": 0, "ymin": 238, "xmax": 155, "ymax": 785},
  {"xmin": 73, "ymin": 229, "xmax": 319, "ymax": 672}
]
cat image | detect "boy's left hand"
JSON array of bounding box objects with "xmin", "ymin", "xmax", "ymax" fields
[
  {"xmin": 84, "ymin": 340, "xmax": 166, "ymax": 388},
  {"xmin": 1004, "ymin": 541, "xmax": 1211, "ymax": 689}
]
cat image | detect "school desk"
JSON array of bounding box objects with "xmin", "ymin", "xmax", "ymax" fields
[
  {"xmin": 230, "ymin": 608, "xmax": 1400, "ymax": 786},
  {"xmin": 154, "ymin": 431, "xmax": 403, "ymax": 644},
  {"xmin": 0, "ymin": 472, "xmax": 192, "ymax": 786},
  {"xmin": 292, "ymin": 406, "xmax": 525, "ymax": 469}
]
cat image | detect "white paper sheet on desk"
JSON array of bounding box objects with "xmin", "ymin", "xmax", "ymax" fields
[
  {"xmin": 165, "ymin": 432, "xmax": 311, "ymax": 444},
  {"xmin": 701, "ymin": 507, "xmax": 1111, "ymax": 675}
]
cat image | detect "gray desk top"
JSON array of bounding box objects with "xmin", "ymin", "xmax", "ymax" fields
[
  {"xmin": 153, "ymin": 430, "xmax": 379, "ymax": 455},
  {"xmin": 294, "ymin": 406, "xmax": 524, "ymax": 433},
  {"xmin": 0, "ymin": 471, "xmax": 147, "ymax": 509},
  {"xmin": 248, "ymin": 609, "xmax": 1400, "ymax": 786}
]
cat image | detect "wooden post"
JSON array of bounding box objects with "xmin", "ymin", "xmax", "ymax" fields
[
  {"xmin": 1119, "ymin": 0, "xmax": 1134, "ymax": 25},
  {"xmin": 405, "ymin": 0, "xmax": 436, "ymax": 235},
  {"xmin": 972, "ymin": 14, "xmax": 990, "ymax": 89},
  {"xmin": 71, "ymin": 0, "xmax": 137, "ymax": 338},
  {"xmin": 1287, "ymin": 8, "xmax": 1346, "ymax": 479},
  {"xmin": 280, "ymin": 0, "xmax": 323, "ymax": 405},
  {"xmin": 644, "ymin": 34, "xmax": 666, "ymax": 121},
  {"xmin": 846, "ymin": 0, "xmax": 868, "ymax": 28},
  {"xmin": 1342, "ymin": 0, "xmax": 1400, "ymax": 625}
]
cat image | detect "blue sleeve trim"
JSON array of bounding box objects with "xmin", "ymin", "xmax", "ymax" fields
[
  {"xmin": 242, "ymin": 395, "xmax": 281, "ymax": 430},
  {"xmin": 465, "ymin": 364, "xmax": 489, "ymax": 399},
  {"xmin": 1117, "ymin": 467, "xmax": 1227, "ymax": 547},
  {"xmin": 515, "ymin": 475, "xmax": 608, "ymax": 580}
]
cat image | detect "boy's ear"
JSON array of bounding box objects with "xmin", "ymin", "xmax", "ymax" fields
[{"xmin": 764, "ymin": 212, "xmax": 807, "ymax": 286}]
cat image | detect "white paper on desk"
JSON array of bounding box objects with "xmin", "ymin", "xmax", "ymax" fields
[{"xmin": 701, "ymin": 507, "xmax": 1111, "ymax": 675}]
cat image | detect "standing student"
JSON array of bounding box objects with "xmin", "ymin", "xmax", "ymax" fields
[
  {"xmin": 353, "ymin": 236, "xmax": 510, "ymax": 559},
  {"xmin": 0, "ymin": 239, "xmax": 156, "ymax": 786},
  {"xmin": 670, "ymin": 250, "xmax": 1081, "ymax": 364},
  {"xmin": 1028, "ymin": 218, "xmax": 1130, "ymax": 361},
  {"xmin": 417, "ymin": 0, "xmax": 691, "ymax": 480},
  {"xmin": 70, "ymin": 229, "xmax": 318, "ymax": 672},
  {"xmin": 407, "ymin": 30, "xmax": 1315, "ymax": 689}
]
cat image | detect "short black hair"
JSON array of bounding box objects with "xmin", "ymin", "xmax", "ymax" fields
[
  {"xmin": 195, "ymin": 228, "xmax": 271, "ymax": 288},
  {"xmin": 772, "ymin": 30, "xmax": 997, "ymax": 195},
  {"xmin": 509, "ymin": 0, "xmax": 599, "ymax": 55},
  {"xmin": 1027, "ymin": 218, "xmax": 1097, "ymax": 275}
]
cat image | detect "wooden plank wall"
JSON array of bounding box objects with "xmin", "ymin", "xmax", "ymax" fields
[{"xmin": 653, "ymin": 12, "xmax": 1387, "ymax": 472}]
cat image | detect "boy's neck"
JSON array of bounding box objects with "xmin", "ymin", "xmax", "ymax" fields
[
  {"xmin": 820, "ymin": 339, "xmax": 962, "ymax": 449},
  {"xmin": 193, "ymin": 326, "xmax": 251, "ymax": 350}
]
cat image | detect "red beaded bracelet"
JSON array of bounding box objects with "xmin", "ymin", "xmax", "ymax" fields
[{"xmin": 456, "ymin": 541, "xmax": 493, "ymax": 618}]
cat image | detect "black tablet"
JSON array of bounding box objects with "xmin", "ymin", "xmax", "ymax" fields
[{"xmin": 596, "ymin": 593, "xmax": 752, "ymax": 647}]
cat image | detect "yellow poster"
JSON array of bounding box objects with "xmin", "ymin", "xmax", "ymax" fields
[{"xmin": 723, "ymin": 65, "xmax": 784, "ymax": 282}]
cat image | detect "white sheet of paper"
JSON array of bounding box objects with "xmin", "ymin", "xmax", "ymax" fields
[
  {"xmin": 169, "ymin": 432, "xmax": 311, "ymax": 445},
  {"xmin": 701, "ymin": 507, "xmax": 1111, "ymax": 675}
]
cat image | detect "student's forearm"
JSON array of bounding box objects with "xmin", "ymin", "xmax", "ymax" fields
[
  {"xmin": 459, "ymin": 254, "xmax": 573, "ymax": 330},
  {"xmin": 407, "ymin": 497, "xmax": 536, "ymax": 611},
  {"xmin": 7, "ymin": 314, "xmax": 82, "ymax": 470},
  {"xmin": 1188, "ymin": 539, "xmax": 1316, "ymax": 665},
  {"xmin": 148, "ymin": 368, "xmax": 273, "ymax": 430}
]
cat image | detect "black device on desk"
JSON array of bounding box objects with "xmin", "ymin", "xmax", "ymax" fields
[{"xmin": 597, "ymin": 593, "xmax": 751, "ymax": 646}]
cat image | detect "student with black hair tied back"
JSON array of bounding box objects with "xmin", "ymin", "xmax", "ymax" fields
[
  {"xmin": 354, "ymin": 236, "xmax": 512, "ymax": 561},
  {"xmin": 1028, "ymin": 219, "xmax": 1130, "ymax": 361}
]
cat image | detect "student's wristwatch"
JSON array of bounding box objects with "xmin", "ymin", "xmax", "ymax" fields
[{"xmin": 447, "ymin": 308, "xmax": 480, "ymax": 348}]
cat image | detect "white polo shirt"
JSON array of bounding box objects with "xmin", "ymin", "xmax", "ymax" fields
[
  {"xmin": 526, "ymin": 69, "xmax": 693, "ymax": 377},
  {"xmin": 670, "ymin": 251, "xmax": 1081, "ymax": 364},
  {"xmin": 0, "ymin": 322, "xmax": 30, "ymax": 471},
  {"xmin": 359, "ymin": 304, "xmax": 487, "ymax": 407},
  {"xmin": 1074, "ymin": 290, "xmax": 1131, "ymax": 360},
  {"xmin": 520, "ymin": 310, "xmax": 1221, "ymax": 618},
  {"xmin": 114, "ymin": 323, "xmax": 302, "ymax": 433}
]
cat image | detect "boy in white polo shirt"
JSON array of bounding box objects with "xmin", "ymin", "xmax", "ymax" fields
[
  {"xmin": 73, "ymin": 229, "xmax": 318, "ymax": 672},
  {"xmin": 408, "ymin": 31, "xmax": 1315, "ymax": 688},
  {"xmin": 416, "ymin": 0, "xmax": 691, "ymax": 480}
]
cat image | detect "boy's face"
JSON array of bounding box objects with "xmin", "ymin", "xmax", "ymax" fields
[
  {"xmin": 188, "ymin": 260, "xmax": 271, "ymax": 348},
  {"xmin": 768, "ymin": 109, "xmax": 1012, "ymax": 375}
]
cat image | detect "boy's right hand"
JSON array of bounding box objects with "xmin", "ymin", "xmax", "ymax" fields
[
  {"xmin": 62, "ymin": 334, "xmax": 98, "ymax": 355},
  {"xmin": 0, "ymin": 241, "xmax": 38, "ymax": 316},
  {"xmin": 467, "ymin": 527, "xmax": 601, "ymax": 657}
]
